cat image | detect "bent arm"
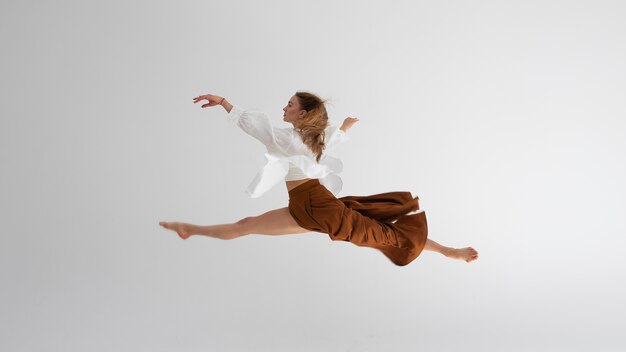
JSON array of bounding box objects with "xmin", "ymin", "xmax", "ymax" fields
[
  {"xmin": 324, "ymin": 125, "xmax": 350, "ymax": 152},
  {"xmin": 339, "ymin": 116, "xmax": 359, "ymax": 133}
]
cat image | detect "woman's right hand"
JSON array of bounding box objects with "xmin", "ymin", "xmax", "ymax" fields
[{"xmin": 193, "ymin": 94, "xmax": 224, "ymax": 108}]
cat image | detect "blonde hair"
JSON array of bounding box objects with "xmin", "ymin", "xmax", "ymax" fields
[{"xmin": 293, "ymin": 91, "xmax": 331, "ymax": 163}]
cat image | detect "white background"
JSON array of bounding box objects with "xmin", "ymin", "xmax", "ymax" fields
[{"xmin": 1, "ymin": 0, "xmax": 625, "ymax": 351}]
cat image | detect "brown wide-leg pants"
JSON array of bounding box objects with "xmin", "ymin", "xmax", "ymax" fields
[{"xmin": 288, "ymin": 179, "xmax": 428, "ymax": 266}]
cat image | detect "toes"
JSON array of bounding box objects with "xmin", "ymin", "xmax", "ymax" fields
[{"xmin": 160, "ymin": 222, "xmax": 173, "ymax": 230}]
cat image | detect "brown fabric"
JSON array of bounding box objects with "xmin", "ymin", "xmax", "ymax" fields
[{"xmin": 288, "ymin": 179, "xmax": 428, "ymax": 266}]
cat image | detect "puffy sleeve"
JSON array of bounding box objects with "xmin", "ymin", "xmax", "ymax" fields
[
  {"xmin": 324, "ymin": 125, "xmax": 350, "ymax": 152},
  {"xmin": 227, "ymin": 105, "xmax": 282, "ymax": 150}
]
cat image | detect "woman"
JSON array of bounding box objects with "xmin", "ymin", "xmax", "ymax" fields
[{"xmin": 159, "ymin": 91, "xmax": 478, "ymax": 265}]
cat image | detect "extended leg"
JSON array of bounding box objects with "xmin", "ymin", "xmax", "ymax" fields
[
  {"xmin": 159, "ymin": 207, "xmax": 312, "ymax": 240},
  {"xmin": 424, "ymin": 238, "xmax": 479, "ymax": 263}
]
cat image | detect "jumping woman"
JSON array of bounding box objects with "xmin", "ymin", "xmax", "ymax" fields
[{"xmin": 159, "ymin": 91, "xmax": 479, "ymax": 265}]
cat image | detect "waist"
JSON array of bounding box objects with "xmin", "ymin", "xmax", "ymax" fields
[
  {"xmin": 285, "ymin": 161, "xmax": 308, "ymax": 181},
  {"xmin": 287, "ymin": 178, "xmax": 320, "ymax": 195}
]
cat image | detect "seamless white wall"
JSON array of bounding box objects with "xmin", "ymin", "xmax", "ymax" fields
[{"xmin": 1, "ymin": 0, "xmax": 625, "ymax": 351}]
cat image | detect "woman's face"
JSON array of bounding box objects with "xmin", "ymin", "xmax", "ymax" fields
[{"xmin": 283, "ymin": 95, "xmax": 307, "ymax": 124}]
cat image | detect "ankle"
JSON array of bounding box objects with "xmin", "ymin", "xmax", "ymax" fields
[{"xmin": 441, "ymin": 247, "xmax": 455, "ymax": 257}]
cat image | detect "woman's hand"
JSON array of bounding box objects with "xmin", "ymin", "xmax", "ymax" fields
[
  {"xmin": 340, "ymin": 116, "xmax": 359, "ymax": 132},
  {"xmin": 193, "ymin": 94, "xmax": 224, "ymax": 108}
]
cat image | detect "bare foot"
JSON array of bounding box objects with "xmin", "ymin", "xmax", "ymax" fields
[
  {"xmin": 443, "ymin": 247, "xmax": 479, "ymax": 263},
  {"xmin": 159, "ymin": 221, "xmax": 191, "ymax": 240}
]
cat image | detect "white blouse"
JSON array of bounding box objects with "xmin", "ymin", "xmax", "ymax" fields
[{"xmin": 226, "ymin": 105, "xmax": 350, "ymax": 198}]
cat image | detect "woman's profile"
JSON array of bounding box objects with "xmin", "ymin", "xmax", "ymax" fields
[{"xmin": 159, "ymin": 91, "xmax": 478, "ymax": 265}]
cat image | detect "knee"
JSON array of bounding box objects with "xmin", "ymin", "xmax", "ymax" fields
[
  {"xmin": 218, "ymin": 217, "xmax": 252, "ymax": 240},
  {"xmin": 237, "ymin": 216, "xmax": 254, "ymax": 226},
  {"xmin": 235, "ymin": 216, "xmax": 260, "ymax": 238}
]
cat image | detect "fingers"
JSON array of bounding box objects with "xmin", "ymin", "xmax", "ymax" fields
[{"xmin": 193, "ymin": 94, "xmax": 210, "ymax": 103}]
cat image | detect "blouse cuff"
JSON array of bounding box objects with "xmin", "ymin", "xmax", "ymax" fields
[
  {"xmin": 227, "ymin": 105, "xmax": 245, "ymax": 124},
  {"xmin": 337, "ymin": 128, "xmax": 350, "ymax": 141}
]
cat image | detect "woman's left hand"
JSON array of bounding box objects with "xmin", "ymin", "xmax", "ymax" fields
[{"xmin": 341, "ymin": 116, "xmax": 359, "ymax": 131}]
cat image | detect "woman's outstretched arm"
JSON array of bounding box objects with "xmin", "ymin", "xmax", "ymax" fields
[
  {"xmin": 194, "ymin": 93, "xmax": 282, "ymax": 150},
  {"xmin": 193, "ymin": 93, "xmax": 234, "ymax": 113}
]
